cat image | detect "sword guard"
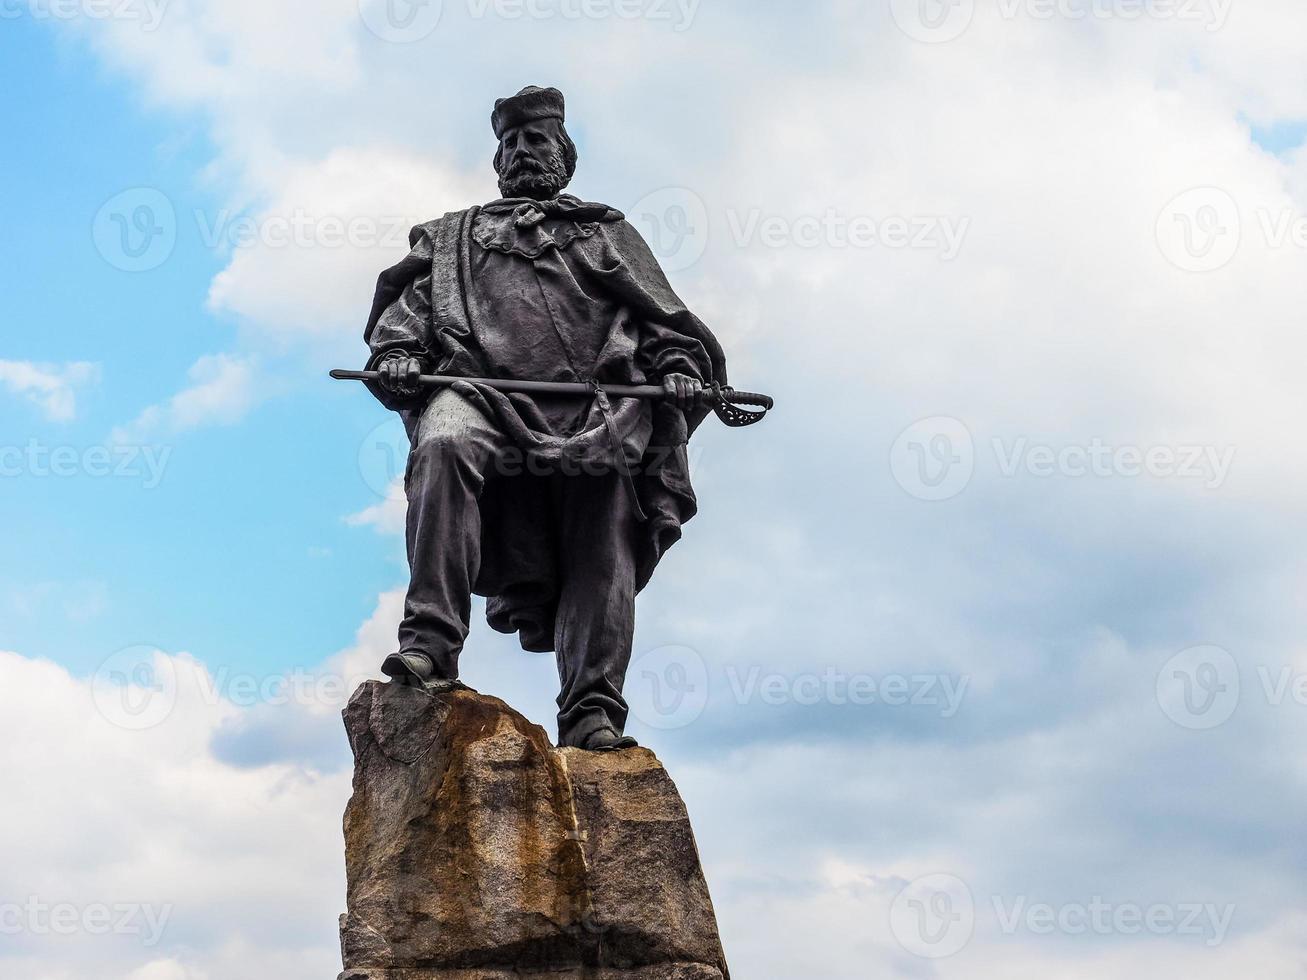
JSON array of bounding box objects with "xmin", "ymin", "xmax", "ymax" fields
[{"xmin": 711, "ymin": 384, "xmax": 772, "ymax": 427}]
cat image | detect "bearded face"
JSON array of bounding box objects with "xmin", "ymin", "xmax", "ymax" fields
[{"xmin": 495, "ymin": 119, "xmax": 573, "ymax": 201}]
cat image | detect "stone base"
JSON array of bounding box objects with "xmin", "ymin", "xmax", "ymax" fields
[
  {"xmin": 340, "ymin": 966, "xmax": 724, "ymax": 979},
  {"xmin": 339, "ymin": 681, "xmax": 730, "ymax": 979}
]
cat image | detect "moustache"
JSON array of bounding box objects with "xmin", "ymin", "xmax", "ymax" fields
[{"xmin": 506, "ymin": 155, "xmax": 552, "ymax": 175}]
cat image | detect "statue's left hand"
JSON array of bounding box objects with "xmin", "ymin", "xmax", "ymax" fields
[{"xmin": 662, "ymin": 373, "xmax": 706, "ymax": 413}]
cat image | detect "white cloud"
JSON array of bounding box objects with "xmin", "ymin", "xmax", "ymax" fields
[
  {"xmin": 126, "ymin": 961, "xmax": 210, "ymax": 980},
  {"xmin": 0, "ymin": 360, "xmax": 99, "ymax": 422},
  {"xmin": 6, "ymin": 580, "xmax": 109, "ymax": 623},
  {"xmin": 0, "ymin": 647, "xmax": 348, "ymax": 980},
  {"xmin": 205, "ymin": 148, "xmax": 487, "ymax": 347},
  {"xmin": 344, "ymin": 476, "xmax": 406, "ymax": 535},
  {"xmin": 111, "ymin": 354, "xmax": 257, "ymax": 444}
]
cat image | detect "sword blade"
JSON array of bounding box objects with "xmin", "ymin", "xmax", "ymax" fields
[{"xmin": 329, "ymin": 369, "xmax": 663, "ymax": 400}]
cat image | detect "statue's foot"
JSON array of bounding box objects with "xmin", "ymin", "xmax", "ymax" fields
[
  {"xmin": 575, "ymin": 727, "xmax": 639, "ymax": 752},
  {"xmin": 381, "ymin": 652, "xmax": 466, "ymax": 694}
]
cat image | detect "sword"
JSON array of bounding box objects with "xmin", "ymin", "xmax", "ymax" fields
[{"xmin": 329, "ymin": 369, "xmax": 774, "ymax": 427}]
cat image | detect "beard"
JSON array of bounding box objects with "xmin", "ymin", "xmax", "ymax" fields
[{"xmin": 497, "ymin": 151, "xmax": 569, "ymax": 201}]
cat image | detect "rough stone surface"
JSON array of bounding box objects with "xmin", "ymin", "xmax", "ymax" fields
[{"xmin": 339, "ymin": 681, "xmax": 730, "ymax": 979}]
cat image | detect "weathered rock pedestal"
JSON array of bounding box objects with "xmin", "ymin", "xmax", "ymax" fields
[{"xmin": 338, "ymin": 681, "xmax": 730, "ymax": 980}]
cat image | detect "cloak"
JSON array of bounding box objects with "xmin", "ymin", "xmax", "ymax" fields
[{"xmin": 362, "ymin": 195, "xmax": 728, "ymax": 652}]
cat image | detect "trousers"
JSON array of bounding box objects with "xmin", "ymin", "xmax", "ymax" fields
[{"xmin": 398, "ymin": 388, "xmax": 638, "ymax": 746}]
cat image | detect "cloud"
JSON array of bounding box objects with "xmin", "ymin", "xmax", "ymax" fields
[
  {"xmin": 6, "ymin": 580, "xmax": 110, "ymax": 623},
  {"xmin": 6, "ymin": 608, "xmax": 1307, "ymax": 978},
  {"xmin": 126, "ymin": 961, "xmax": 209, "ymax": 980},
  {"xmin": 0, "ymin": 647, "xmax": 349, "ymax": 980},
  {"xmin": 344, "ymin": 476, "xmax": 406, "ymax": 535},
  {"xmin": 0, "ymin": 360, "xmax": 99, "ymax": 422},
  {"xmin": 111, "ymin": 354, "xmax": 257, "ymax": 444},
  {"xmin": 209, "ymin": 588, "xmax": 399, "ymax": 773},
  {"xmin": 205, "ymin": 148, "xmax": 487, "ymax": 349}
]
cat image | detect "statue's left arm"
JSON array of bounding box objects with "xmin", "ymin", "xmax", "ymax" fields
[{"xmin": 595, "ymin": 220, "xmax": 728, "ymax": 429}]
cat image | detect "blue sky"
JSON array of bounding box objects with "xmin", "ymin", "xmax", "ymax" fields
[
  {"xmin": 4, "ymin": 2, "xmax": 1307, "ymax": 979},
  {"xmin": 1, "ymin": 17, "xmax": 400, "ymax": 674}
]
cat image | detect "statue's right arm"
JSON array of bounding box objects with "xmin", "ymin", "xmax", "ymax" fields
[{"xmin": 364, "ymin": 230, "xmax": 437, "ymax": 410}]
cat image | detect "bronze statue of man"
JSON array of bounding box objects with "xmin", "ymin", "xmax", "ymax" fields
[{"xmin": 360, "ymin": 86, "xmax": 726, "ymax": 751}]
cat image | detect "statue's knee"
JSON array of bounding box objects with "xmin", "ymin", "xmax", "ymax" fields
[
  {"xmin": 409, "ymin": 394, "xmax": 495, "ymax": 485},
  {"xmin": 413, "ymin": 424, "xmax": 468, "ymax": 465}
]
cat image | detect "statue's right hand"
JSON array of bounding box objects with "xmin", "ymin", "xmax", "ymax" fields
[{"xmin": 378, "ymin": 355, "xmax": 425, "ymax": 398}]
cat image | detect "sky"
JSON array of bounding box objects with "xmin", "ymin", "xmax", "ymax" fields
[{"xmin": 3, "ymin": 0, "xmax": 1307, "ymax": 977}]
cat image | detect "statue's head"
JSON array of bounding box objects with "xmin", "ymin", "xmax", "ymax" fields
[{"xmin": 492, "ymin": 86, "xmax": 578, "ymax": 201}]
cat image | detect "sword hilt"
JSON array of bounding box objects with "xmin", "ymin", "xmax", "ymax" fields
[{"xmin": 716, "ymin": 387, "xmax": 773, "ymax": 410}]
